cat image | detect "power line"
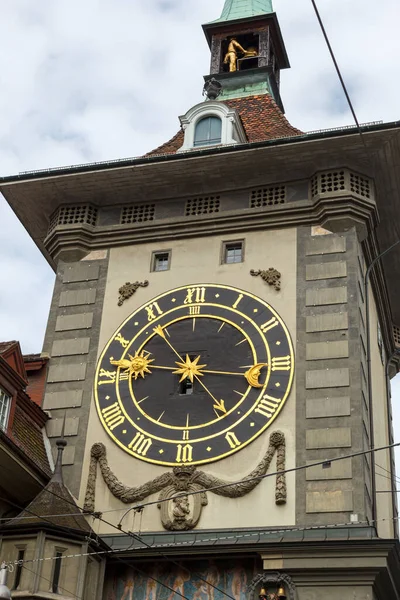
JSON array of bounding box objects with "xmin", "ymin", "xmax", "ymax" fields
[
  {"xmin": 1, "ymin": 442, "xmax": 399, "ymax": 527},
  {"xmin": 6, "ymin": 442, "xmax": 400, "ymax": 595},
  {"xmin": 119, "ymin": 441, "xmax": 400, "ymax": 518},
  {"xmin": 0, "ymin": 488, "xmax": 191, "ymax": 600},
  {"xmin": 309, "ymin": 0, "xmax": 366, "ymax": 145},
  {"xmin": 4, "ymin": 512, "xmax": 400, "ymax": 569},
  {"xmin": 376, "ymin": 463, "xmax": 400, "ymax": 486},
  {"xmin": 0, "ymin": 474, "xmax": 229, "ymax": 600},
  {"xmin": 2, "ymin": 442, "xmax": 399, "ymax": 600},
  {"xmin": 20, "ymin": 562, "xmax": 82, "ymax": 600}
]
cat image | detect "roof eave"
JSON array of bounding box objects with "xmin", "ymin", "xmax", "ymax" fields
[{"xmin": 1, "ymin": 120, "xmax": 399, "ymax": 185}]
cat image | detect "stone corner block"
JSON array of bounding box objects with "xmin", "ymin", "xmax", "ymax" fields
[
  {"xmin": 63, "ymin": 263, "xmax": 100, "ymax": 284},
  {"xmin": 306, "ymin": 261, "xmax": 347, "ymax": 281},
  {"xmin": 306, "ymin": 427, "xmax": 352, "ymax": 449}
]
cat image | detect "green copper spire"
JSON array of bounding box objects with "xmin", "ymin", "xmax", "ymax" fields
[{"xmin": 211, "ymin": 0, "xmax": 273, "ymax": 23}]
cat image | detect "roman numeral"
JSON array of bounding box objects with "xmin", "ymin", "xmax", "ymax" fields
[
  {"xmin": 272, "ymin": 356, "xmax": 291, "ymax": 371},
  {"xmin": 184, "ymin": 287, "xmax": 206, "ymax": 305},
  {"xmin": 232, "ymin": 294, "xmax": 244, "ymax": 309},
  {"xmin": 176, "ymin": 444, "xmax": 193, "ymax": 463},
  {"xmin": 189, "ymin": 306, "xmax": 201, "ymax": 316},
  {"xmin": 128, "ymin": 432, "xmax": 152, "ymax": 456},
  {"xmin": 183, "ymin": 430, "xmax": 190, "ymax": 441},
  {"xmin": 261, "ymin": 317, "xmax": 279, "ymax": 334},
  {"xmin": 114, "ymin": 333, "xmax": 130, "ymax": 348},
  {"xmin": 119, "ymin": 372, "xmax": 130, "ymax": 381},
  {"xmin": 225, "ymin": 431, "xmax": 241, "ymax": 449},
  {"xmin": 98, "ymin": 369, "xmax": 117, "ymax": 385},
  {"xmin": 102, "ymin": 402, "xmax": 125, "ymax": 430},
  {"xmin": 255, "ymin": 395, "xmax": 281, "ymax": 418},
  {"xmin": 146, "ymin": 302, "xmax": 163, "ymax": 322}
]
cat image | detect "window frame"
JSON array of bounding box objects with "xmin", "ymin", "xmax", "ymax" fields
[
  {"xmin": 0, "ymin": 388, "xmax": 11, "ymax": 432},
  {"xmin": 221, "ymin": 240, "xmax": 245, "ymax": 265},
  {"xmin": 151, "ymin": 250, "xmax": 172, "ymax": 273}
]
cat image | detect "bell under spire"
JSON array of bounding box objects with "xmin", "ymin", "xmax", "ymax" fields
[{"xmin": 211, "ymin": 0, "xmax": 273, "ymax": 23}]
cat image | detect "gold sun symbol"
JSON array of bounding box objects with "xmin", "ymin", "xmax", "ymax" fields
[{"xmin": 110, "ymin": 350, "xmax": 154, "ymax": 380}]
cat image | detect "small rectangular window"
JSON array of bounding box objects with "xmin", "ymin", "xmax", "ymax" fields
[
  {"xmin": 14, "ymin": 549, "xmax": 25, "ymax": 589},
  {"xmin": 52, "ymin": 552, "xmax": 63, "ymax": 593},
  {"xmin": 152, "ymin": 251, "xmax": 171, "ymax": 272},
  {"xmin": 0, "ymin": 389, "xmax": 11, "ymax": 432},
  {"xmin": 222, "ymin": 241, "xmax": 244, "ymax": 264}
]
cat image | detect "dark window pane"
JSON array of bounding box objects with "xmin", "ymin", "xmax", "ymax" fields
[
  {"xmin": 52, "ymin": 552, "xmax": 62, "ymax": 593},
  {"xmin": 14, "ymin": 550, "xmax": 25, "ymax": 589},
  {"xmin": 194, "ymin": 117, "xmax": 222, "ymax": 147},
  {"xmin": 154, "ymin": 253, "xmax": 170, "ymax": 272},
  {"xmin": 225, "ymin": 243, "xmax": 243, "ymax": 264}
]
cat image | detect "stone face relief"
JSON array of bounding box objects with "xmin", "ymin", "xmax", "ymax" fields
[{"xmin": 84, "ymin": 431, "xmax": 286, "ymax": 531}]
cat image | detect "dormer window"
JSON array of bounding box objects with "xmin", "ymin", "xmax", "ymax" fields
[
  {"xmin": 178, "ymin": 101, "xmax": 247, "ymax": 152},
  {"xmin": 194, "ymin": 116, "xmax": 222, "ymax": 147}
]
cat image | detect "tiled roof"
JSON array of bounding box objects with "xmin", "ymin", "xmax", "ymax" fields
[
  {"xmin": 12, "ymin": 407, "xmax": 52, "ymax": 477},
  {"xmin": 0, "ymin": 341, "xmax": 17, "ymax": 355},
  {"xmin": 23, "ymin": 353, "xmax": 47, "ymax": 363},
  {"xmin": 9, "ymin": 479, "xmax": 92, "ymax": 533},
  {"xmin": 146, "ymin": 94, "xmax": 301, "ymax": 156},
  {"xmin": 7, "ymin": 441, "xmax": 91, "ymax": 535}
]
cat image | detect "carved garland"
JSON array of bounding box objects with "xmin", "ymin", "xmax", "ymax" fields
[
  {"xmin": 248, "ymin": 572, "xmax": 297, "ymax": 600},
  {"xmin": 84, "ymin": 431, "xmax": 286, "ymax": 531},
  {"xmin": 118, "ymin": 280, "xmax": 149, "ymax": 307}
]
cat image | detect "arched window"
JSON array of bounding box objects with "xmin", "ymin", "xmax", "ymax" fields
[{"xmin": 194, "ymin": 116, "xmax": 222, "ymax": 147}]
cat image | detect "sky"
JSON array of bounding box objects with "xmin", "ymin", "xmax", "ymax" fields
[{"xmin": 0, "ymin": 0, "xmax": 400, "ymax": 516}]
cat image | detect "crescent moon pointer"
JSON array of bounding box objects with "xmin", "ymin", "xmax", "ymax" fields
[{"xmin": 245, "ymin": 363, "xmax": 268, "ymax": 388}]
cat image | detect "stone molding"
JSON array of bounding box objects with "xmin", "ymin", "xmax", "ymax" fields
[{"xmin": 44, "ymin": 191, "xmax": 378, "ymax": 262}]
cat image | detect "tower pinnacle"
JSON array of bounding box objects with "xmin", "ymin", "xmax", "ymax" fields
[{"xmin": 211, "ymin": 0, "xmax": 273, "ymax": 23}]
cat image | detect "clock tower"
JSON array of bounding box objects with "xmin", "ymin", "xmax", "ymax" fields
[{"xmin": 1, "ymin": 0, "xmax": 400, "ymax": 598}]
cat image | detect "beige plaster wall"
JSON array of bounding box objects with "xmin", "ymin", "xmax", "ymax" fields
[
  {"xmin": 368, "ymin": 287, "xmax": 394, "ymax": 538},
  {"xmin": 79, "ymin": 228, "xmax": 297, "ymax": 534}
]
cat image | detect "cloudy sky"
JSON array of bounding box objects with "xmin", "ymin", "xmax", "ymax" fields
[{"xmin": 0, "ymin": 0, "xmax": 399, "ymax": 512}]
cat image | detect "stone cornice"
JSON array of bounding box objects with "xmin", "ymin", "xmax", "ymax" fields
[{"xmin": 44, "ymin": 192, "xmax": 379, "ymax": 260}]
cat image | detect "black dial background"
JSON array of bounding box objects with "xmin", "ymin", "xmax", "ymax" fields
[
  {"xmin": 130, "ymin": 317, "xmax": 251, "ymax": 428},
  {"xmin": 95, "ymin": 284, "xmax": 294, "ymax": 466}
]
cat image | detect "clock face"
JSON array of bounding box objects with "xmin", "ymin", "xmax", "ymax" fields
[{"xmin": 94, "ymin": 284, "xmax": 294, "ymax": 466}]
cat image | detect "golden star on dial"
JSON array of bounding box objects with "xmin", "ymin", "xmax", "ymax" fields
[{"xmin": 173, "ymin": 354, "xmax": 207, "ymax": 383}]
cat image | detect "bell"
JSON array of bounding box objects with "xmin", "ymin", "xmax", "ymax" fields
[
  {"xmin": 259, "ymin": 588, "xmax": 268, "ymax": 599},
  {"xmin": 277, "ymin": 586, "xmax": 286, "ymax": 600}
]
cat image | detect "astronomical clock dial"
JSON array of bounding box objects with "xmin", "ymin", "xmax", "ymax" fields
[{"xmin": 94, "ymin": 284, "xmax": 294, "ymax": 466}]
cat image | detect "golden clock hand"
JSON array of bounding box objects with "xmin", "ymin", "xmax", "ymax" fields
[
  {"xmin": 150, "ymin": 363, "xmax": 268, "ymax": 389},
  {"xmin": 153, "ymin": 325, "xmax": 184, "ymax": 362},
  {"xmin": 193, "ymin": 376, "xmax": 227, "ymax": 415}
]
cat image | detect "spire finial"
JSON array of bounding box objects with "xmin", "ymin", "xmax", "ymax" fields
[{"xmin": 53, "ymin": 413, "xmax": 67, "ymax": 484}]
